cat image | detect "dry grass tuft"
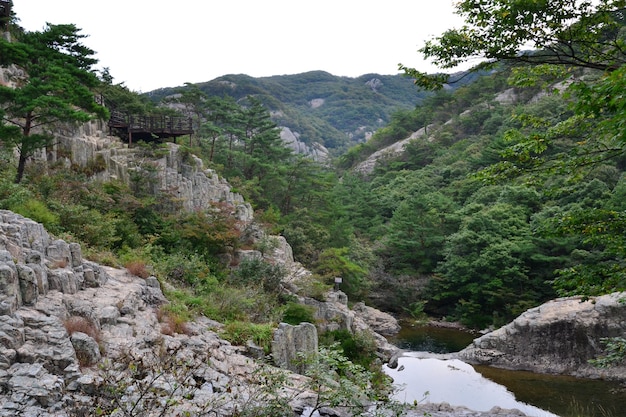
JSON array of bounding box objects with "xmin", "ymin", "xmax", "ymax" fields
[
  {"xmin": 64, "ymin": 315, "xmax": 100, "ymax": 342},
  {"xmin": 125, "ymin": 260, "xmax": 150, "ymax": 279},
  {"xmin": 156, "ymin": 307, "xmax": 192, "ymax": 336}
]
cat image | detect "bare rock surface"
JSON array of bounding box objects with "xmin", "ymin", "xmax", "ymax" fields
[
  {"xmin": 459, "ymin": 293, "xmax": 626, "ymax": 380},
  {"xmin": 0, "ymin": 211, "xmax": 258, "ymax": 415}
]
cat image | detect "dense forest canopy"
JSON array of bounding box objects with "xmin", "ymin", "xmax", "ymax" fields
[{"xmin": 1, "ymin": 1, "xmax": 626, "ymax": 336}]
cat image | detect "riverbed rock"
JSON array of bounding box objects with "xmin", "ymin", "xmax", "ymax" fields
[
  {"xmin": 301, "ymin": 291, "xmax": 401, "ymax": 363},
  {"xmin": 458, "ymin": 292, "xmax": 626, "ymax": 380},
  {"xmin": 352, "ymin": 301, "xmax": 401, "ymax": 336}
]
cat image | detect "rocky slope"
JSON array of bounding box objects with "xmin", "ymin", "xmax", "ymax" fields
[
  {"xmin": 0, "ymin": 209, "xmax": 538, "ymax": 417},
  {"xmin": 0, "ymin": 209, "xmax": 405, "ymax": 416}
]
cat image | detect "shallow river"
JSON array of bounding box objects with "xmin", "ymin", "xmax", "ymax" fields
[{"xmin": 384, "ymin": 324, "xmax": 626, "ymax": 417}]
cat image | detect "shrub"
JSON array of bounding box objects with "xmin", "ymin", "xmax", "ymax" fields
[
  {"xmin": 163, "ymin": 205, "xmax": 243, "ymax": 260},
  {"xmin": 296, "ymin": 274, "xmax": 330, "ymax": 301},
  {"xmin": 230, "ymin": 258, "xmax": 286, "ymax": 292},
  {"xmin": 125, "ymin": 260, "xmax": 150, "ymax": 278},
  {"xmin": 0, "ymin": 177, "xmax": 31, "ymax": 210},
  {"xmin": 296, "ymin": 343, "xmax": 411, "ymax": 417},
  {"xmin": 313, "ymin": 247, "xmax": 370, "ymax": 301},
  {"xmin": 153, "ymin": 251, "xmax": 218, "ymax": 289},
  {"xmin": 221, "ymin": 321, "xmax": 274, "ymax": 354},
  {"xmin": 10, "ymin": 198, "xmax": 59, "ymax": 231},
  {"xmin": 55, "ymin": 204, "xmax": 119, "ymax": 249},
  {"xmin": 199, "ymin": 284, "xmax": 282, "ymax": 324},
  {"xmin": 319, "ymin": 329, "xmax": 378, "ymax": 369},
  {"xmin": 156, "ymin": 305, "xmax": 192, "ymax": 336},
  {"xmin": 282, "ymin": 302, "xmax": 316, "ymax": 325}
]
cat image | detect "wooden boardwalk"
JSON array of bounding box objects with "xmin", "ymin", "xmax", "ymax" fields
[
  {"xmin": 108, "ymin": 110, "xmax": 193, "ymax": 144},
  {"xmin": 97, "ymin": 95, "xmax": 194, "ymax": 144}
]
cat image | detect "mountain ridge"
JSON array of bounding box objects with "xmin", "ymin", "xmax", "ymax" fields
[{"xmin": 144, "ymin": 71, "xmax": 451, "ymax": 154}]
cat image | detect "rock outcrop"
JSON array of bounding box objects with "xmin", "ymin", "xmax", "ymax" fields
[
  {"xmin": 44, "ymin": 120, "xmax": 253, "ymax": 222},
  {"xmin": 280, "ymin": 127, "xmax": 330, "ymax": 162},
  {"xmin": 354, "ymin": 125, "xmax": 431, "ymax": 177},
  {"xmin": 271, "ymin": 322, "xmax": 318, "ymax": 373},
  {"xmin": 301, "ymin": 291, "xmax": 400, "ymax": 363},
  {"xmin": 0, "ymin": 210, "xmax": 303, "ymax": 416},
  {"xmin": 458, "ymin": 293, "xmax": 626, "ymax": 380},
  {"xmin": 0, "ymin": 208, "xmax": 406, "ymax": 415},
  {"xmin": 0, "ymin": 219, "xmax": 391, "ymax": 416}
]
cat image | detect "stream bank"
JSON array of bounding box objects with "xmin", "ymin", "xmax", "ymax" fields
[{"xmin": 386, "ymin": 324, "xmax": 626, "ymax": 417}]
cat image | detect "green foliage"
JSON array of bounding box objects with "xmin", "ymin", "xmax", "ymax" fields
[
  {"xmin": 229, "ymin": 258, "xmax": 286, "ymax": 292},
  {"xmin": 221, "ymin": 321, "xmax": 275, "ymax": 354},
  {"xmin": 429, "ymin": 201, "xmax": 551, "ymax": 328},
  {"xmin": 0, "ymin": 178, "xmax": 32, "ymax": 210},
  {"xmin": 153, "ymin": 251, "xmax": 218, "ymax": 290},
  {"xmin": 381, "ymin": 191, "xmax": 459, "ymax": 273},
  {"xmin": 295, "ymin": 274, "xmax": 332, "ymax": 302},
  {"xmin": 9, "ymin": 198, "xmax": 59, "ymax": 231},
  {"xmin": 297, "ymin": 343, "xmax": 410, "ymax": 417},
  {"xmin": 313, "ymin": 247, "xmax": 370, "ymax": 301},
  {"xmin": 158, "ymin": 204, "xmax": 242, "ymax": 260},
  {"xmin": 589, "ymin": 337, "xmax": 626, "ymax": 368},
  {"xmin": 281, "ymin": 302, "xmax": 316, "ymax": 325},
  {"xmin": 0, "ymin": 23, "xmax": 108, "ymax": 183},
  {"xmin": 401, "ymin": 0, "xmax": 626, "ymax": 89},
  {"xmin": 54, "ymin": 204, "xmax": 121, "ymax": 249},
  {"xmin": 149, "ymin": 71, "xmax": 433, "ymax": 150},
  {"xmin": 319, "ymin": 329, "xmax": 378, "ymax": 369}
]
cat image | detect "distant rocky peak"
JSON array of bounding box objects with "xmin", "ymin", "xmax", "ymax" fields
[
  {"xmin": 309, "ymin": 98, "xmax": 325, "ymax": 109},
  {"xmin": 365, "ymin": 78, "xmax": 383, "ymax": 92}
]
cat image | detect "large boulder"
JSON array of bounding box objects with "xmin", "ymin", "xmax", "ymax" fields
[
  {"xmin": 271, "ymin": 322, "xmax": 318, "ymax": 373},
  {"xmin": 302, "ymin": 291, "xmax": 400, "ymax": 363},
  {"xmin": 352, "ymin": 301, "xmax": 401, "ymax": 336},
  {"xmin": 458, "ymin": 292, "xmax": 626, "ymax": 380}
]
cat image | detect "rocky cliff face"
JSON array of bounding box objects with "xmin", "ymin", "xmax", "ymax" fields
[
  {"xmin": 354, "ymin": 125, "xmax": 430, "ymax": 177},
  {"xmin": 46, "ymin": 120, "xmax": 253, "ymax": 221},
  {"xmin": 458, "ymin": 293, "xmax": 626, "ymax": 380},
  {"xmin": 280, "ymin": 127, "xmax": 330, "ymax": 162}
]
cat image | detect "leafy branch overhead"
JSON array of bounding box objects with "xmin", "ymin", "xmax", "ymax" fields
[{"xmin": 401, "ymin": 0, "xmax": 626, "ymax": 89}]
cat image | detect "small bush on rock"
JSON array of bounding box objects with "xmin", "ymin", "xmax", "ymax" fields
[
  {"xmin": 125, "ymin": 260, "xmax": 150, "ymax": 278},
  {"xmin": 156, "ymin": 305, "xmax": 192, "ymax": 336},
  {"xmin": 64, "ymin": 315, "xmax": 100, "ymax": 342},
  {"xmin": 221, "ymin": 321, "xmax": 274, "ymax": 354},
  {"xmin": 281, "ymin": 302, "xmax": 316, "ymax": 325}
]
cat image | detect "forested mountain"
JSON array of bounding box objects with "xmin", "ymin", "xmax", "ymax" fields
[{"xmin": 145, "ymin": 71, "xmax": 479, "ymax": 154}]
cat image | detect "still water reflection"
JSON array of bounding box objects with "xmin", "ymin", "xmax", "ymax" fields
[
  {"xmin": 386, "ymin": 324, "xmax": 625, "ymax": 417},
  {"xmin": 384, "ymin": 355, "xmax": 558, "ymax": 417}
]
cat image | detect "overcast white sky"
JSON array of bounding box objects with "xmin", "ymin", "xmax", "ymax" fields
[{"xmin": 13, "ymin": 1, "xmax": 464, "ymax": 92}]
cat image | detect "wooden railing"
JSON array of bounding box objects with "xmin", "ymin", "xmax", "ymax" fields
[
  {"xmin": 109, "ymin": 111, "xmax": 193, "ymax": 133},
  {"xmin": 99, "ymin": 95, "xmax": 194, "ymax": 144}
]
